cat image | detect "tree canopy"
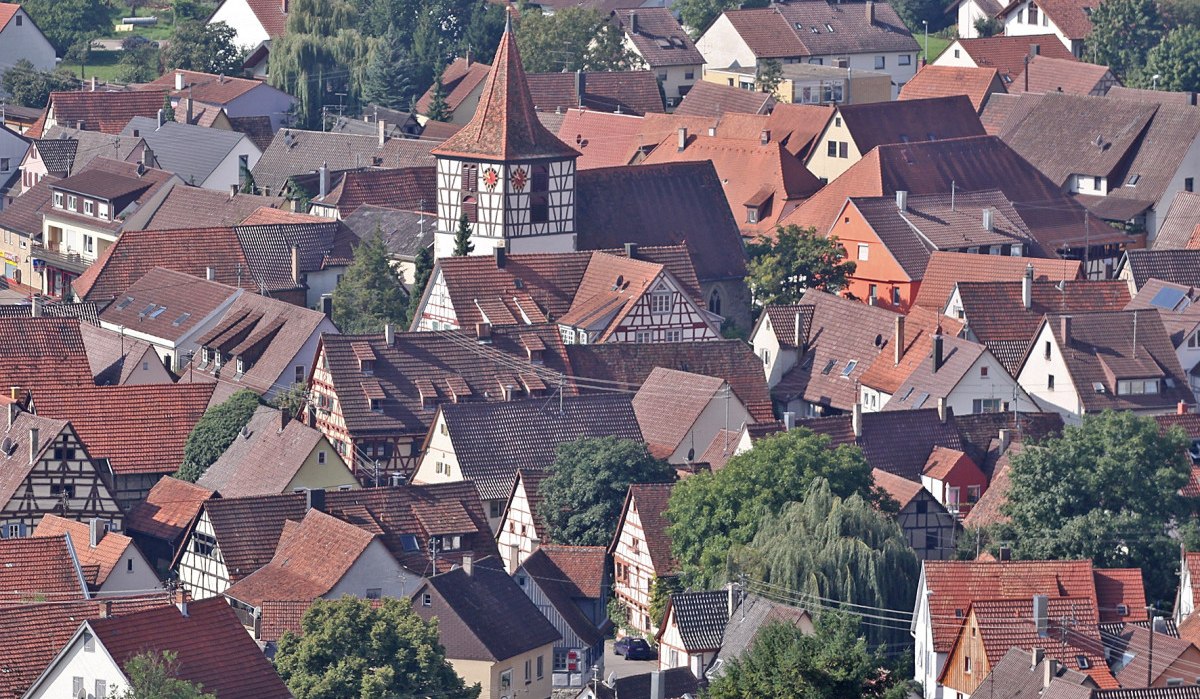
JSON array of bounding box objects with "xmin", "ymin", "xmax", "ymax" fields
[
  {"xmin": 538, "ymin": 437, "xmax": 675, "ymax": 547},
  {"xmin": 666, "ymin": 427, "xmax": 877, "ymax": 586},
  {"xmin": 1, "ymin": 60, "xmax": 77, "ymax": 109},
  {"xmin": 362, "ymin": 27, "xmax": 425, "ymax": 110},
  {"xmin": 705, "ymin": 614, "xmax": 911, "ymax": 699},
  {"xmin": 118, "ymin": 36, "xmax": 161, "ymax": 84},
  {"xmin": 993, "ymin": 410, "xmax": 1191, "ymax": 606},
  {"xmin": 406, "ymin": 244, "xmax": 434, "ymax": 323},
  {"xmin": 162, "ymin": 21, "xmax": 243, "ymax": 75},
  {"xmin": 731, "ymin": 478, "xmax": 920, "ymax": 649},
  {"xmin": 275, "ymin": 597, "xmax": 480, "ymax": 699},
  {"xmin": 20, "ymin": 0, "xmax": 109, "ymax": 54},
  {"xmin": 332, "ymin": 230, "xmax": 410, "ymax": 334},
  {"xmin": 116, "ymin": 650, "xmax": 215, "ymax": 699},
  {"xmin": 747, "ymin": 225, "xmax": 857, "ymax": 307},
  {"xmin": 175, "ymin": 390, "xmax": 262, "ymax": 483},
  {"xmin": 1087, "ymin": 0, "xmax": 1163, "ymax": 78},
  {"xmin": 515, "ymin": 8, "xmax": 644, "ymax": 72},
  {"xmin": 1138, "ymin": 24, "xmax": 1200, "ymax": 92}
]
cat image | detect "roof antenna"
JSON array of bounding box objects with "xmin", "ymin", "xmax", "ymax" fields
[{"xmin": 951, "ymin": 180, "xmax": 956, "ymax": 212}]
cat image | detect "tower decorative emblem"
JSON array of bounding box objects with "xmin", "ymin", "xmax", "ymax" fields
[
  {"xmin": 511, "ymin": 166, "xmax": 528, "ymax": 192},
  {"xmin": 483, "ymin": 167, "xmax": 500, "ymax": 191}
]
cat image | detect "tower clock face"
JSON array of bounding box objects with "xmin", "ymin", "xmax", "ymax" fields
[
  {"xmin": 483, "ymin": 167, "xmax": 499, "ymax": 191},
  {"xmin": 511, "ymin": 167, "xmax": 528, "ymax": 192}
]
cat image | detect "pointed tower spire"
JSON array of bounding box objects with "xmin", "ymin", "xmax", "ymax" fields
[{"xmin": 431, "ymin": 21, "xmax": 579, "ymax": 161}]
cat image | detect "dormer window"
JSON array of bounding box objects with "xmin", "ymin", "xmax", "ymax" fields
[
  {"xmin": 200, "ymin": 347, "xmax": 211, "ymax": 367},
  {"xmin": 53, "ymin": 192, "xmax": 63, "ymax": 209},
  {"xmin": 360, "ymin": 358, "xmax": 375, "ymax": 375},
  {"xmin": 214, "ymin": 352, "xmax": 223, "ymax": 370},
  {"xmin": 235, "ymin": 357, "xmax": 245, "ymax": 377},
  {"xmin": 746, "ymin": 205, "xmax": 760, "ymax": 224},
  {"xmin": 98, "ymin": 202, "xmax": 110, "ymax": 220},
  {"xmin": 67, "ymin": 195, "xmax": 77, "ymax": 211},
  {"xmin": 440, "ymin": 534, "xmax": 462, "ymax": 551},
  {"xmin": 1117, "ymin": 379, "xmax": 1160, "ymax": 395},
  {"xmin": 84, "ymin": 200, "xmax": 94, "ymax": 216},
  {"xmin": 370, "ymin": 397, "xmax": 384, "ymax": 412}
]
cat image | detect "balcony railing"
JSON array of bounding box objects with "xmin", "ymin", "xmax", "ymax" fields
[{"xmin": 31, "ymin": 243, "xmax": 89, "ymax": 274}]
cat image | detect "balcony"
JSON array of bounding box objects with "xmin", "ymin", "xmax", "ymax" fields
[{"xmin": 31, "ymin": 243, "xmax": 89, "ymax": 274}]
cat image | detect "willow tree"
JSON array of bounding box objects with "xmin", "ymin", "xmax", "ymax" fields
[
  {"xmin": 268, "ymin": 0, "xmax": 375, "ymax": 129},
  {"xmin": 731, "ymin": 478, "xmax": 919, "ymax": 649}
]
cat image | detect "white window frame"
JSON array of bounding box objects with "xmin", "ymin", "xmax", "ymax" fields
[
  {"xmin": 53, "ymin": 192, "xmax": 63, "ymax": 209},
  {"xmin": 651, "ymin": 291, "xmax": 672, "ymax": 314},
  {"xmin": 84, "ymin": 200, "xmax": 94, "ymax": 216},
  {"xmin": 858, "ymin": 243, "xmax": 869, "ymax": 261}
]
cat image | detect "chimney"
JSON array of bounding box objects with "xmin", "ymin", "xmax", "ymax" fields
[
  {"xmin": 384, "ymin": 323, "xmax": 394, "ymax": 345},
  {"xmin": 1033, "ymin": 594, "xmax": 1049, "ymax": 636},
  {"xmin": 937, "ymin": 396, "xmax": 948, "ymax": 423},
  {"xmin": 101, "ymin": 600, "xmax": 112, "ymax": 618},
  {"xmin": 305, "ymin": 487, "xmax": 325, "ymax": 512},
  {"xmin": 28, "ymin": 426, "xmax": 38, "ymax": 464},
  {"xmin": 495, "ymin": 245, "xmax": 506, "ymax": 268},
  {"xmin": 462, "ymin": 554, "xmax": 473, "ymax": 576},
  {"xmin": 30, "ymin": 295, "xmax": 41, "ymax": 318},
  {"xmin": 281, "ymin": 0, "xmax": 288, "ymax": 12},
  {"xmin": 205, "ymin": 266, "xmax": 215, "ymax": 281},
  {"xmin": 1154, "ymin": 615, "xmax": 1168, "ymax": 634},
  {"xmin": 185, "ymin": 97, "xmax": 193, "ymax": 125},
  {"xmin": 727, "ymin": 582, "xmax": 741, "ymax": 617},
  {"xmin": 230, "ymin": 184, "xmax": 238, "ymax": 198},
  {"xmin": 999, "ymin": 544, "xmax": 1011, "ymax": 561},
  {"xmin": 465, "ymin": 46, "xmax": 473, "ymax": 66},
  {"xmin": 280, "ymin": 407, "xmax": 291, "ymax": 431},
  {"xmin": 624, "ymin": 242, "xmax": 638, "ymax": 259},
  {"xmin": 1021, "ymin": 264, "xmax": 1034, "ymax": 310},
  {"xmin": 378, "ymin": 119, "xmax": 387, "ymax": 147},
  {"xmin": 1044, "ymin": 659, "xmax": 1059, "ymax": 687},
  {"xmin": 290, "ymin": 244, "xmax": 300, "ymax": 285},
  {"xmin": 894, "ymin": 315, "xmax": 905, "ymax": 365},
  {"xmin": 318, "ymin": 161, "xmax": 329, "ymax": 199},
  {"xmin": 650, "ymin": 671, "xmax": 666, "ymax": 699},
  {"xmin": 783, "ymin": 411, "xmax": 796, "ymax": 430},
  {"xmin": 157, "ymin": 108, "xmax": 165, "ymax": 129},
  {"xmin": 142, "ymin": 147, "xmax": 154, "ymax": 168},
  {"xmin": 932, "ymin": 331, "xmax": 944, "ymax": 373},
  {"xmin": 1031, "ymin": 647, "xmax": 1045, "ymax": 668},
  {"xmin": 477, "ymin": 322, "xmax": 492, "ymax": 342},
  {"xmin": 630, "ymin": 10, "xmax": 639, "ymax": 33},
  {"xmin": 760, "ymin": 129, "xmax": 771, "ymax": 145},
  {"xmin": 7, "ymin": 402, "xmax": 18, "ymax": 427},
  {"xmin": 89, "ymin": 518, "xmax": 104, "ymax": 548},
  {"xmin": 866, "ymin": 0, "xmax": 875, "ymax": 23},
  {"xmin": 677, "ymin": 127, "xmax": 688, "ymax": 152},
  {"xmin": 1059, "ymin": 316, "xmax": 1071, "ymax": 345},
  {"xmin": 1030, "ymin": 43, "xmax": 1041, "ymax": 57},
  {"xmin": 175, "ymin": 71, "xmax": 185, "ymax": 91},
  {"xmin": 90, "ymin": 77, "xmax": 97, "ymax": 92},
  {"xmin": 896, "ymin": 190, "xmax": 908, "ymax": 211},
  {"xmin": 982, "ymin": 208, "xmax": 993, "ymax": 231},
  {"xmin": 575, "ymin": 70, "xmax": 584, "ymax": 106},
  {"xmin": 1180, "ymin": 401, "xmax": 1190, "ymax": 415},
  {"xmin": 76, "ymin": 121, "xmax": 85, "ymax": 130},
  {"xmin": 852, "ymin": 401, "xmax": 863, "ymax": 438},
  {"xmin": 999, "ymin": 428, "xmax": 1012, "ymax": 454}
]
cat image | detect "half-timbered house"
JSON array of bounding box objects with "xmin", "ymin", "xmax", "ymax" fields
[
  {"xmin": 175, "ymin": 483, "xmax": 497, "ymax": 600},
  {"xmin": 871, "ymin": 468, "xmax": 957, "ymax": 560},
  {"xmin": 306, "ymin": 324, "xmax": 574, "ymax": 482},
  {"xmin": 656, "ymin": 590, "xmax": 729, "ymax": 678},
  {"xmin": 610, "ymin": 482, "xmax": 677, "ymax": 637},
  {"xmin": 0, "ymin": 410, "xmax": 122, "ymax": 538},
  {"xmin": 125, "ymin": 476, "xmax": 215, "ymax": 573},
  {"xmin": 498, "ymin": 470, "xmax": 548, "ymax": 573}
]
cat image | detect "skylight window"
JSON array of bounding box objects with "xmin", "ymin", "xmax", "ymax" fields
[
  {"xmin": 914, "ymin": 392, "xmax": 930, "ymax": 409},
  {"xmin": 401, "ymin": 534, "xmax": 420, "ymax": 552},
  {"xmin": 172, "ymin": 313, "xmax": 191, "ymax": 327},
  {"xmin": 821, "ymin": 359, "xmax": 837, "ymax": 375},
  {"xmin": 149, "ymin": 306, "xmax": 166, "ymax": 319},
  {"xmin": 1149, "ymin": 286, "xmax": 1189, "ymax": 311},
  {"xmin": 811, "ymin": 26, "xmax": 820, "ymax": 33},
  {"xmin": 1077, "ymin": 656, "xmax": 1091, "ymax": 670},
  {"xmin": 115, "ymin": 297, "xmax": 134, "ymax": 311},
  {"xmin": 825, "ymin": 23, "xmax": 834, "ymax": 32},
  {"xmin": 1126, "ymin": 174, "xmax": 1140, "ymax": 186},
  {"xmin": 900, "ymin": 386, "xmax": 915, "ymax": 401},
  {"xmin": 138, "ymin": 303, "xmax": 156, "ymax": 317},
  {"xmin": 841, "ymin": 360, "xmax": 858, "ymax": 377}
]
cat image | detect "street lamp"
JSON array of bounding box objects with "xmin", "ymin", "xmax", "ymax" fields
[
  {"xmin": 922, "ymin": 20, "xmax": 929, "ymax": 62},
  {"xmin": 1152, "ymin": 73, "xmax": 1161, "ymax": 90}
]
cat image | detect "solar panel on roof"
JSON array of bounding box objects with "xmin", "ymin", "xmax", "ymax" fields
[{"xmin": 1149, "ymin": 286, "xmax": 1189, "ymax": 311}]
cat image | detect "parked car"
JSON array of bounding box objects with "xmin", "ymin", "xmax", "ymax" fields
[{"xmin": 614, "ymin": 636, "xmax": 657, "ymax": 660}]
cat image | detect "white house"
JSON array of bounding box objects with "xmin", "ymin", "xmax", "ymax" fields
[
  {"xmin": 498, "ymin": 470, "xmax": 548, "ymax": 573},
  {"xmin": 950, "ymin": 0, "xmax": 1004, "ymax": 38},
  {"xmin": 0, "ymin": 124, "xmax": 27, "ymax": 210},
  {"xmin": 610, "ymin": 482, "xmax": 676, "ymax": 637},
  {"xmin": 146, "ymin": 70, "xmax": 298, "ymax": 131},
  {"xmin": 695, "ymin": 3, "xmax": 920, "ymax": 97},
  {"xmin": 122, "ymin": 117, "xmax": 263, "ymax": 192},
  {"xmin": 632, "ymin": 367, "xmax": 754, "ymax": 465},
  {"xmin": 656, "ymin": 589, "xmax": 729, "ymax": 678},
  {"xmin": 0, "ymin": 3, "xmax": 56, "ymax": 73},
  {"xmin": 614, "ymin": 9, "xmax": 705, "ymax": 109},
  {"xmin": 996, "ymin": 0, "xmax": 1094, "ymax": 56},
  {"xmin": 208, "ymin": 0, "xmax": 286, "ymax": 53},
  {"xmin": 33, "ymin": 516, "xmax": 160, "ymax": 595}
]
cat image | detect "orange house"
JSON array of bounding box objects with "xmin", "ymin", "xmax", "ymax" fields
[{"xmin": 827, "ymin": 197, "xmax": 923, "ymax": 312}]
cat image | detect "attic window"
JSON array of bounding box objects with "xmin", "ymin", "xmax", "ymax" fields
[
  {"xmin": 172, "ymin": 313, "xmax": 190, "ymax": 327},
  {"xmin": 401, "ymin": 534, "xmax": 420, "ymax": 552},
  {"xmin": 825, "ymin": 23, "xmax": 834, "ymax": 31},
  {"xmin": 1117, "ymin": 604, "xmax": 1129, "ymax": 616},
  {"xmin": 235, "ymin": 357, "xmax": 246, "ymax": 376},
  {"xmin": 955, "ymin": 609, "xmax": 963, "ymax": 618},
  {"xmin": 794, "ymin": 22, "xmax": 803, "ymax": 29},
  {"xmin": 900, "ymin": 386, "xmax": 915, "ymax": 401},
  {"xmin": 1127, "ymin": 174, "xmax": 1141, "ymax": 187},
  {"xmin": 811, "ymin": 26, "xmax": 820, "ymax": 33},
  {"xmin": 370, "ymin": 397, "xmax": 384, "ymax": 412},
  {"xmin": 149, "ymin": 306, "xmax": 166, "ymax": 319},
  {"xmin": 360, "ymin": 359, "xmax": 375, "ymax": 375},
  {"xmin": 821, "ymin": 359, "xmax": 837, "ymax": 375},
  {"xmin": 841, "ymin": 360, "xmax": 858, "ymax": 377},
  {"xmin": 115, "ymin": 297, "xmax": 134, "ymax": 311},
  {"xmin": 1077, "ymin": 656, "xmax": 1091, "ymax": 670}
]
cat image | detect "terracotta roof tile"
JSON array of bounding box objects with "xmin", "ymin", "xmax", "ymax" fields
[
  {"xmin": 900, "ymin": 66, "xmax": 1007, "ymax": 112},
  {"xmin": 0, "ymin": 535, "xmax": 87, "ymax": 602},
  {"xmin": 556, "ymin": 109, "xmax": 649, "ymax": 169},
  {"xmin": 251, "ymin": 129, "xmax": 436, "ymax": 196},
  {"xmin": 228, "ymin": 115, "xmax": 275, "ymax": 151},
  {"xmin": 0, "ymin": 317, "xmax": 95, "ymax": 394},
  {"xmin": 1012, "ymin": 56, "xmax": 1114, "ymax": 95},
  {"xmin": 433, "ymin": 28, "xmax": 579, "ymax": 161},
  {"xmin": 1124, "ymin": 249, "xmax": 1200, "ymax": 290},
  {"xmin": 527, "ymin": 71, "xmax": 665, "ymax": 115},
  {"xmin": 0, "ymin": 3, "xmax": 18, "ymax": 28},
  {"xmin": 312, "ymin": 166, "xmax": 436, "ymax": 213},
  {"xmin": 98, "ymin": 267, "xmax": 237, "ymax": 343},
  {"xmin": 240, "ymin": 0, "xmax": 289, "ymax": 37},
  {"xmin": 90, "ymin": 597, "xmax": 292, "ymax": 698},
  {"xmin": 0, "ymin": 593, "xmax": 175, "ymax": 699},
  {"xmin": 197, "ymin": 407, "xmax": 340, "ymax": 497},
  {"xmin": 48, "ymin": 90, "xmax": 167, "ymax": 135},
  {"xmin": 416, "ymin": 57, "xmax": 493, "ymax": 115},
  {"xmin": 33, "ymin": 384, "xmax": 215, "ymax": 475},
  {"xmin": 800, "ymin": 407, "xmax": 964, "ymax": 480},
  {"xmin": 915, "ymin": 251, "xmax": 1082, "ymax": 311},
  {"xmin": 633, "ymin": 367, "xmax": 729, "ymax": 459},
  {"xmin": 872, "ymin": 467, "xmax": 926, "ymax": 508},
  {"xmin": 611, "ymin": 482, "xmax": 676, "ymax": 573},
  {"xmin": 698, "ymin": 427, "xmax": 741, "ymax": 470},
  {"xmin": 143, "ymin": 70, "xmax": 270, "ymax": 105},
  {"xmin": 1153, "ymin": 192, "xmax": 1200, "ymax": 250},
  {"xmin": 519, "ymin": 545, "xmax": 607, "ymax": 646},
  {"xmin": 125, "ymin": 476, "xmax": 214, "ymax": 544},
  {"xmin": 137, "ymin": 186, "xmax": 284, "ymax": 231},
  {"xmin": 33, "ymin": 515, "xmax": 134, "ymax": 588},
  {"xmin": 1093, "ymin": 568, "xmax": 1148, "ymax": 623},
  {"xmin": 839, "ymin": 96, "xmax": 987, "ymax": 156},
  {"xmin": 952, "ymin": 34, "xmax": 1077, "ymax": 79},
  {"xmin": 720, "ymin": 2, "xmax": 917, "ymax": 60},
  {"xmin": 1000, "ymin": 0, "xmax": 1096, "ymax": 39},
  {"xmin": 615, "ymin": 9, "xmax": 704, "ymax": 67},
  {"xmin": 674, "ymin": 80, "xmax": 775, "ymax": 118}
]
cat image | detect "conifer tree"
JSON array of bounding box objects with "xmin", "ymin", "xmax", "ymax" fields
[
  {"xmin": 332, "ymin": 230, "xmax": 409, "ymax": 333},
  {"xmin": 452, "ymin": 212, "xmax": 473, "ymax": 256},
  {"xmin": 425, "ymin": 76, "xmax": 451, "ymax": 121}
]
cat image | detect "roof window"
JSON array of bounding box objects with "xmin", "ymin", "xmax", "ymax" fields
[
  {"xmin": 821, "ymin": 359, "xmax": 837, "ymax": 375},
  {"xmin": 149, "ymin": 306, "xmax": 166, "ymax": 319},
  {"xmin": 172, "ymin": 312, "xmax": 191, "ymax": 327},
  {"xmin": 1077, "ymin": 656, "xmax": 1091, "ymax": 670},
  {"xmin": 841, "ymin": 359, "xmax": 858, "ymax": 377},
  {"xmin": 1126, "ymin": 174, "xmax": 1140, "ymax": 186},
  {"xmin": 115, "ymin": 297, "xmax": 134, "ymax": 311},
  {"xmin": 825, "ymin": 23, "xmax": 834, "ymax": 31}
]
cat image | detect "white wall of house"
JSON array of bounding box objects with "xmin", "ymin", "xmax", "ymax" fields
[
  {"xmin": 498, "ymin": 479, "xmax": 541, "ymax": 573},
  {"xmin": 327, "ymin": 539, "xmax": 419, "ymax": 598},
  {"xmin": 25, "ymin": 625, "xmax": 128, "ymax": 699},
  {"xmin": 196, "ymin": 139, "xmax": 262, "ymax": 192},
  {"xmin": 269, "ymin": 317, "xmax": 337, "ymax": 396},
  {"xmin": 1015, "ymin": 323, "xmax": 1083, "ymax": 423},
  {"xmin": 696, "ymin": 15, "xmax": 758, "ymax": 70},
  {"xmin": 0, "ymin": 7, "xmax": 57, "ymax": 73},
  {"xmin": 515, "ymin": 571, "xmax": 603, "ymax": 687},
  {"xmin": 176, "ymin": 511, "xmax": 231, "ymax": 599},
  {"xmin": 1178, "ymin": 555, "xmax": 1196, "ymax": 625},
  {"xmin": 665, "ymin": 389, "xmax": 753, "ymax": 464},
  {"xmin": 942, "ymin": 351, "xmax": 1033, "ymax": 415},
  {"xmin": 412, "ymin": 412, "xmax": 463, "ymax": 485},
  {"xmin": 100, "ymin": 289, "xmax": 241, "ymax": 372},
  {"xmin": 209, "ymin": 0, "xmax": 271, "ymax": 50},
  {"xmin": 306, "ymin": 267, "xmax": 343, "ymax": 311},
  {"xmin": 750, "ymin": 315, "xmax": 797, "ymax": 388},
  {"xmin": 911, "ymin": 569, "xmax": 947, "ymax": 699},
  {"xmin": 932, "ymin": 41, "xmax": 979, "ymax": 68},
  {"xmin": 97, "ymin": 542, "xmax": 161, "ymax": 594},
  {"xmin": 956, "ymin": 0, "xmax": 993, "ymax": 39},
  {"xmin": 657, "ymin": 606, "xmax": 715, "ymax": 678},
  {"xmin": 613, "ymin": 503, "xmax": 660, "ymax": 635},
  {"xmin": 1148, "ymin": 135, "xmax": 1200, "ymax": 242},
  {"xmin": 1001, "ymin": 0, "xmax": 1077, "ymax": 54}
]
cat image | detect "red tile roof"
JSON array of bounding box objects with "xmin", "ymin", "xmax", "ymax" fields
[
  {"xmin": 838, "ymin": 96, "xmax": 988, "ymax": 156},
  {"xmin": 416, "ymin": 57, "xmax": 493, "ymax": 115},
  {"xmin": 872, "ymin": 467, "xmax": 926, "ymax": 509},
  {"xmin": 241, "ymin": 0, "xmax": 289, "ymax": 37},
  {"xmin": 914, "ymin": 251, "xmax": 1082, "ymax": 311},
  {"xmin": 952, "ymin": 34, "xmax": 1078, "ymax": 79},
  {"xmin": 0, "ymin": 4, "xmax": 18, "ymax": 29},
  {"xmin": 1093, "ymin": 568, "xmax": 1148, "ymax": 623},
  {"xmin": 33, "ymin": 516, "xmax": 135, "ymax": 588},
  {"xmin": 0, "ymin": 535, "xmax": 87, "ymax": 603},
  {"xmin": 634, "ymin": 368, "xmax": 730, "ymax": 459},
  {"xmin": 900, "ymin": 66, "xmax": 1007, "ymax": 112},
  {"xmin": 224, "ymin": 509, "xmax": 376, "ymax": 607},
  {"xmin": 47, "ymin": 90, "xmax": 168, "ymax": 135},
  {"xmin": 0, "ymin": 317, "xmax": 95, "ymax": 395},
  {"xmin": 614, "ymin": 9, "xmax": 704, "ymax": 67},
  {"xmin": 557, "ymin": 109, "xmax": 649, "ymax": 169},
  {"xmin": 674, "ymin": 80, "xmax": 775, "ymax": 118},
  {"xmin": 534, "ymin": 544, "xmax": 607, "ymax": 598},
  {"xmin": 0, "ymin": 413, "xmax": 74, "ymax": 511},
  {"xmin": 998, "ymin": 0, "xmax": 1096, "ymax": 40},
  {"xmin": 137, "ymin": 187, "xmax": 284, "ymax": 231},
  {"xmin": 527, "ymin": 71, "xmax": 665, "ymax": 115},
  {"xmin": 313, "ymin": 166, "xmax": 436, "ymax": 213},
  {"xmin": 432, "ymin": 27, "xmax": 580, "ymax": 161},
  {"xmin": 89, "ymin": 597, "xmax": 292, "ymax": 698},
  {"xmin": 0, "ymin": 593, "xmax": 175, "ymax": 699},
  {"xmin": 125, "ymin": 476, "xmax": 215, "ymax": 543},
  {"xmin": 33, "ymin": 384, "xmax": 215, "ymax": 475},
  {"xmin": 98, "ymin": 267, "xmax": 238, "ymax": 343},
  {"xmin": 1012, "ymin": 56, "xmax": 1114, "ymax": 95},
  {"xmin": 197, "ymin": 407, "xmax": 340, "ymax": 498},
  {"xmin": 143, "ymin": 70, "xmax": 269, "ymax": 105},
  {"xmin": 720, "ymin": 2, "xmax": 917, "ymax": 59}
]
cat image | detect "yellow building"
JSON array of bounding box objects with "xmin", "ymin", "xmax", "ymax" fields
[{"xmin": 703, "ymin": 63, "xmax": 892, "ymax": 106}]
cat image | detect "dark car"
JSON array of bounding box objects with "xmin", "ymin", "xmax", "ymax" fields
[{"xmin": 614, "ymin": 637, "xmax": 657, "ymax": 660}]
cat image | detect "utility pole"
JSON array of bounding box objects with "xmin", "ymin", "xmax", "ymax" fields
[{"xmin": 429, "ymin": 536, "xmax": 441, "ymax": 575}]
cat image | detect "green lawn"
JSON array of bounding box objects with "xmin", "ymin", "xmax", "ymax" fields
[
  {"xmin": 920, "ymin": 35, "xmax": 953, "ymax": 62},
  {"xmin": 62, "ymin": 51, "xmax": 124, "ymax": 83}
]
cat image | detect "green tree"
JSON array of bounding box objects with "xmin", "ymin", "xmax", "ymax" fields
[
  {"xmin": 890, "ymin": 0, "xmax": 948, "ymax": 35},
  {"xmin": 275, "ymin": 597, "xmax": 480, "ymax": 699},
  {"xmin": 20, "ymin": 0, "xmax": 109, "ymax": 54},
  {"xmin": 269, "ymin": 383, "xmax": 309, "ymax": 416},
  {"xmin": 172, "ymin": 0, "xmax": 205, "ymax": 21},
  {"xmin": 675, "ymin": 0, "xmax": 738, "ymax": 39},
  {"xmin": 174, "ymin": 389, "xmax": 261, "ymax": 482},
  {"xmin": 65, "ymin": 39, "xmax": 93, "ymax": 80},
  {"xmin": 756, "ymin": 59, "xmax": 784, "ymax": 96},
  {"xmin": 332, "ymin": 230, "xmax": 409, "ymax": 334},
  {"xmin": 515, "ymin": 8, "xmax": 643, "ymax": 73},
  {"xmin": 973, "ymin": 16, "xmax": 1002, "ymax": 37},
  {"xmin": 452, "ymin": 212, "xmax": 474, "ymax": 256},
  {"xmin": 116, "ymin": 650, "xmax": 215, "ymax": 699},
  {"xmin": 648, "ymin": 575, "xmax": 684, "ymax": 630},
  {"xmin": 406, "ymin": 244, "xmax": 434, "ymax": 324},
  {"xmin": 162, "ymin": 21, "xmax": 243, "ymax": 75},
  {"xmin": 538, "ymin": 437, "xmax": 675, "ymax": 546},
  {"xmin": 705, "ymin": 614, "xmax": 909, "ymax": 699},
  {"xmin": 1138, "ymin": 24, "xmax": 1200, "ymax": 92},
  {"xmin": 119, "ymin": 36, "xmax": 162, "ymax": 84},
  {"xmin": 731, "ymin": 479, "xmax": 920, "ymax": 649},
  {"xmin": 363, "ymin": 27, "xmax": 423, "ymax": 109},
  {"xmin": 1, "ymin": 60, "xmax": 77, "ymax": 108},
  {"xmin": 1159, "ymin": 0, "xmax": 1200, "ymax": 29},
  {"xmin": 1086, "ymin": 0, "xmax": 1163, "ymax": 78},
  {"xmin": 746, "ymin": 225, "xmax": 857, "ymax": 307},
  {"xmin": 461, "ymin": 3, "xmax": 509, "ymax": 64},
  {"xmin": 666, "ymin": 427, "xmax": 878, "ymax": 586},
  {"xmin": 425, "ymin": 76, "xmax": 451, "ymax": 122},
  {"xmin": 993, "ymin": 410, "xmax": 1191, "ymax": 606},
  {"xmin": 161, "ymin": 92, "xmax": 176, "ymax": 123}
]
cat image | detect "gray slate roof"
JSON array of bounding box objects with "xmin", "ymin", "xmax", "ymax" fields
[
  {"xmin": 665, "ymin": 589, "xmax": 729, "ymax": 651},
  {"xmin": 710, "ymin": 593, "xmax": 811, "ymax": 678},
  {"xmin": 972, "ymin": 647, "xmax": 1091, "ymax": 699},
  {"xmin": 0, "ymin": 301, "xmax": 99, "ymax": 325},
  {"xmin": 122, "ymin": 117, "xmax": 254, "ymax": 186},
  {"xmin": 251, "ymin": 129, "xmax": 437, "ymax": 195},
  {"xmin": 1123, "ymin": 249, "xmax": 1200, "ymax": 290},
  {"xmin": 340, "ymin": 205, "xmax": 433, "ymax": 260}
]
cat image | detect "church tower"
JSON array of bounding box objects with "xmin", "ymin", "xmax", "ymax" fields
[{"xmin": 431, "ymin": 19, "xmax": 581, "ymax": 259}]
